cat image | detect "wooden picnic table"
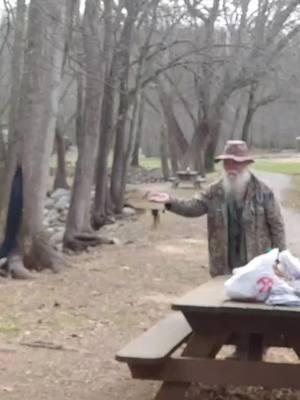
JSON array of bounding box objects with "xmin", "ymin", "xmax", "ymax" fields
[
  {"xmin": 117, "ymin": 276, "xmax": 300, "ymax": 399},
  {"xmin": 171, "ymin": 169, "xmax": 205, "ymax": 188}
]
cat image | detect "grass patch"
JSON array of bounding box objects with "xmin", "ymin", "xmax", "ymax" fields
[
  {"xmin": 0, "ymin": 315, "xmax": 21, "ymax": 337},
  {"xmin": 139, "ymin": 157, "xmax": 161, "ymax": 169},
  {"xmin": 254, "ymin": 159, "xmax": 300, "ymax": 175}
]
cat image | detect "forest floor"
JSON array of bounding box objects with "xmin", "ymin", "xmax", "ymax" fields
[{"xmin": 1, "ymin": 169, "xmax": 300, "ymax": 399}]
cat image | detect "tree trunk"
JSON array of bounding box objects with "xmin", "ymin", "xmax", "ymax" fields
[
  {"xmin": 205, "ymin": 139, "xmax": 218, "ymax": 172},
  {"xmin": 126, "ymin": 92, "xmax": 141, "ymax": 169},
  {"xmin": 110, "ymin": 86, "xmax": 130, "ymax": 213},
  {"xmin": 7, "ymin": 0, "xmax": 26, "ymax": 152},
  {"xmin": 0, "ymin": 125, "xmax": 6, "ymax": 167},
  {"xmin": 131, "ymin": 92, "xmax": 145, "ymax": 167},
  {"xmin": 0, "ymin": 0, "xmax": 26, "ymax": 238},
  {"xmin": 75, "ymin": 72, "xmax": 85, "ymax": 149},
  {"xmin": 160, "ymin": 126, "xmax": 170, "ymax": 180},
  {"xmin": 158, "ymin": 88, "xmax": 188, "ymax": 166},
  {"xmin": 168, "ymin": 136, "xmax": 179, "ymax": 176},
  {"xmin": 92, "ymin": 68, "xmax": 115, "ymax": 229},
  {"xmin": 53, "ymin": 118, "xmax": 69, "ymax": 190},
  {"xmin": 230, "ymin": 92, "xmax": 244, "ymax": 140},
  {"xmin": 202, "ymin": 106, "xmax": 225, "ymax": 173},
  {"xmin": 110, "ymin": 2, "xmax": 138, "ymax": 213},
  {"xmin": 241, "ymin": 85, "xmax": 256, "ymax": 144},
  {"xmin": 92, "ymin": 0, "xmax": 114, "ymax": 230},
  {"xmin": 16, "ymin": 0, "xmax": 68, "ymax": 272},
  {"xmin": 64, "ymin": 0, "xmax": 103, "ymax": 251}
]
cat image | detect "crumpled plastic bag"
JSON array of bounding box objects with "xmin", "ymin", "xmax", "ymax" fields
[
  {"xmin": 266, "ymin": 283, "xmax": 300, "ymax": 306},
  {"xmin": 224, "ymin": 248, "xmax": 300, "ymax": 305},
  {"xmin": 278, "ymin": 250, "xmax": 300, "ymax": 280}
]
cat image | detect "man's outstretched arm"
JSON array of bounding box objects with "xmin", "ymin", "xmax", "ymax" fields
[{"xmin": 148, "ymin": 189, "xmax": 210, "ymax": 218}]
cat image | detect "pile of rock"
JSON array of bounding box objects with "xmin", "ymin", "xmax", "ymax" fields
[
  {"xmin": 44, "ymin": 188, "xmax": 70, "ymax": 249},
  {"xmin": 126, "ymin": 166, "xmax": 163, "ymax": 184},
  {"xmin": 43, "ymin": 188, "xmax": 138, "ymax": 250},
  {"xmin": 44, "ymin": 188, "xmax": 70, "ymax": 227}
]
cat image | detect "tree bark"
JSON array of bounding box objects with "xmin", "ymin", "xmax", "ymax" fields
[
  {"xmin": 131, "ymin": 91, "xmax": 145, "ymax": 167},
  {"xmin": 0, "ymin": 125, "xmax": 6, "ymax": 167},
  {"xmin": 53, "ymin": 117, "xmax": 69, "ymax": 190},
  {"xmin": 126, "ymin": 92, "xmax": 141, "ymax": 169},
  {"xmin": 204, "ymin": 113, "xmax": 223, "ymax": 172},
  {"xmin": 110, "ymin": 2, "xmax": 139, "ymax": 213},
  {"xmin": 16, "ymin": 0, "xmax": 68, "ymax": 272},
  {"xmin": 92, "ymin": 0, "xmax": 115, "ymax": 230},
  {"xmin": 160, "ymin": 126, "xmax": 170, "ymax": 180},
  {"xmin": 158, "ymin": 88, "xmax": 188, "ymax": 165},
  {"xmin": 64, "ymin": 0, "xmax": 103, "ymax": 251},
  {"xmin": 241, "ymin": 85, "xmax": 256, "ymax": 144},
  {"xmin": 0, "ymin": 0, "xmax": 26, "ymax": 239}
]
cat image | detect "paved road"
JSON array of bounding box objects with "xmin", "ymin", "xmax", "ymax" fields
[{"xmin": 254, "ymin": 170, "xmax": 300, "ymax": 255}]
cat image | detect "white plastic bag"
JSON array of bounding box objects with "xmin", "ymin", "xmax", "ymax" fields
[
  {"xmin": 278, "ymin": 250, "xmax": 300, "ymax": 280},
  {"xmin": 231, "ymin": 248, "xmax": 279, "ymax": 275},
  {"xmin": 224, "ymin": 249, "xmax": 284, "ymax": 302},
  {"xmin": 265, "ymin": 282, "xmax": 300, "ymax": 306}
]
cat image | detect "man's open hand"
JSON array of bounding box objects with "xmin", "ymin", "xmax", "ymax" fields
[{"xmin": 146, "ymin": 192, "xmax": 171, "ymax": 204}]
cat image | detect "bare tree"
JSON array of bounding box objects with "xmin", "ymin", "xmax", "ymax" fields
[
  {"xmin": 131, "ymin": 90, "xmax": 146, "ymax": 167},
  {"xmin": 13, "ymin": 0, "xmax": 70, "ymax": 272},
  {"xmin": 92, "ymin": 0, "xmax": 115, "ymax": 230},
  {"xmin": 0, "ymin": 0, "xmax": 26, "ymax": 232},
  {"xmin": 110, "ymin": 0, "xmax": 141, "ymax": 213},
  {"xmin": 162, "ymin": 0, "xmax": 300, "ymax": 171},
  {"xmin": 53, "ymin": 116, "xmax": 69, "ymax": 190},
  {"xmin": 241, "ymin": 83, "xmax": 280, "ymax": 143},
  {"xmin": 64, "ymin": 0, "xmax": 104, "ymax": 251}
]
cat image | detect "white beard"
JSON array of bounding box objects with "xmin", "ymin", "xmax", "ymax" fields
[{"xmin": 222, "ymin": 169, "xmax": 251, "ymax": 202}]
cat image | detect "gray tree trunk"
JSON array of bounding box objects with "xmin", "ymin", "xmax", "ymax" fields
[
  {"xmin": 92, "ymin": 0, "xmax": 115, "ymax": 229},
  {"xmin": 0, "ymin": 0, "xmax": 26, "ymax": 238},
  {"xmin": 53, "ymin": 117, "xmax": 69, "ymax": 190},
  {"xmin": 160, "ymin": 127, "xmax": 170, "ymax": 180},
  {"xmin": 110, "ymin": 2, "xmax": 139, "ymax": 213},
  {"xmin": 17, "ymin": 0, "xmax": 68, "ymax": 271},
  {"xmin": 64, "ymin": 0, "xmax": 104, "ymax": 251},
  {"xmin": 131, "ymin": 91, "xmax": 145, "ymax": 167}
]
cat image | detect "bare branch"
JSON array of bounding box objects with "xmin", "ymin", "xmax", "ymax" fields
[
  {"xmin": 164, "ymin": 73, "xmax": 198, "ymax": 130},
  {"xmin": 184, "ymin": 0, "xmax": 207, "ymax": 22}
]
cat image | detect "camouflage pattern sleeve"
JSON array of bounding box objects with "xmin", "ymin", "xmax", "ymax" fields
[
  {"xmin": 264, "ymin": 190, "xmax": 287, "ymax": 250},
  {"xmin": 166, "ymin": 188, "xmax": 210, "ymax": 217}
]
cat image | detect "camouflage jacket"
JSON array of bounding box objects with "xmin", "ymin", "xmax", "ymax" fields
[{"xmin": 167, "ymin": 174, "xmax": 286, "ymax": 277}]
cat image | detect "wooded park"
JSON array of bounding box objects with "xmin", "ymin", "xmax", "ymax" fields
[{"xmin": 1, "ymin": 1, "xmax": 300, "ymax": 399}]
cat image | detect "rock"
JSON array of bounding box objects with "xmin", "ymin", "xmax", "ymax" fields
[
  {"xmin": 45, "ymin": 197, "xmax": 54, "ymax": 209},
  {"xmin": 45, "ymin": 209, "xmax": 59, "ymax": 226},
  {"xmin": 58, "ymin": 214, "xmax": 67, "ymax": 223},
  {"xmin": 122, "ymin": 207, "xmax": 136, "ymax": 217},
  {"xmin": 51, "ymin": 188, "xmax": 71, "ymax": 201},
  {"xmin": 55, "ymin": 196, "xmax": 70, "ymax": 211},
  {"xmin": 112, "ymin": 237, "xmax": 122, "ymax": 245},
  {"xmin": 125, "ymin": 166, "xmax": 163, "ymax": 184},
  {"xmin": 106, "ymin": 215, "xmax": 116, "ymax": 224},
  {"xmin": 50, "ymin": 231, "xmax": 64, "ymax": 246}
]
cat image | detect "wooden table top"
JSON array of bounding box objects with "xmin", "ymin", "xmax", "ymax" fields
[{"xmin": 172, "ymin": 276, "xmax": 300, "ymax": 317}]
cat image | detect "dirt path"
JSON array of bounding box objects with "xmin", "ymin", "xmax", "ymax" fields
[{"xmin": 0, "ymin": 174, "xmax": 299, "ymax": 400}]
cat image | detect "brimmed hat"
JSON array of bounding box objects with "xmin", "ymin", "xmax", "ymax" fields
[{"xmin": 215, "ymin": 140, "xmax": 254, "ymax": 163}]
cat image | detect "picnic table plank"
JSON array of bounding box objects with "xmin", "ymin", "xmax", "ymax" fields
[
  {"xmin": 172, "ymin": 276, "xmax": 300, "ymax": 316},
  {"xmin": 131, "ymin": 357, "xmax": 300, "ymax": 389},
  {"xmin": 116, "ymin": 312, "xmax": 192, "ymax": 364}
]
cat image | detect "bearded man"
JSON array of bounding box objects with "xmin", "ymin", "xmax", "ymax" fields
[{"xmin": 148, "ymin": 140, "xmax": 286, "ymax": 276}]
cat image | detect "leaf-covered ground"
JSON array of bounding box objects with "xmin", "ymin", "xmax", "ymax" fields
[{"xmin": 0, "ymin": 177, "xmax": 299, "ymax": 400}]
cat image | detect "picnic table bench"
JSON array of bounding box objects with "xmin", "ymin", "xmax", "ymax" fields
[
  {"xmin": 116, "ymin": 276, "xmax": 300, "ymax": 399},
  {"xmin": 170, "ymin": 169, "xmax": 205, "ymax": 189}
]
